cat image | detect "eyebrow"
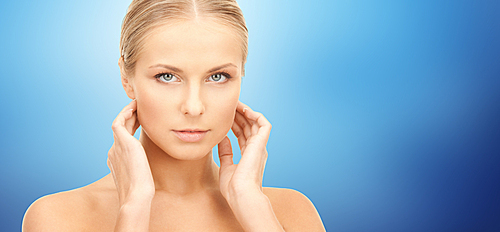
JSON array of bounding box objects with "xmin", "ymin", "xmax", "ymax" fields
[
  {"xmin": 209, "ymin": 63, "xmax": 237, "ymax": 73},
  {"xmin": 148, "ymin": 63, "xmax": 237, "ymax": 73},
  {"xmin": 148, "ymin": 64, "xmax": 182, "ymax": 73}
]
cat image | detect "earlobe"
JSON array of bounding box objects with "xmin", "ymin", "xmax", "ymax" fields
[
  {"xmin": 121, "ymin": 76, "xmax": 136, "ymax": 100},
  {"xmin": 118, "ymin": 57, "xmax": 136, "ymax": 100}
]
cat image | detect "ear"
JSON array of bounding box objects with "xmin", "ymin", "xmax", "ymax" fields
[{"xmin": 118, "ymin": 57, "xmax": 136, "ymax": 100}]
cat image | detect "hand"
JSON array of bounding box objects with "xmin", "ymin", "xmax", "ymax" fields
[
  {"xmin": 108, "ymin": 100, "xmax": 155, "ymax": 206},
  {"xmin": 218, "ymin": 101, "xmax": 272, "ymax": 203}
]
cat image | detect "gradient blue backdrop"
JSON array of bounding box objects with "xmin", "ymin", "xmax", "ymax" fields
[{"xmin": 1, "ymin": 0, "xmax": 499, "ymax": 231}]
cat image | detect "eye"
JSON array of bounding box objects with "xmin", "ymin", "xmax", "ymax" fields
[
  {"xmin": 208, "ymin": 72, "xmax": 232, "ymax": 82},
  {"xmin": 155, "ymin": 73, "xmax": 178, "ymax": 83}
]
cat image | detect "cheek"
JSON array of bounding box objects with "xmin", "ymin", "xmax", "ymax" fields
[
  {"xmin": 215, "ymin": 104, "xmax": 236, "ymax": 132},
  {"xmin": 134, "ymin": 83, "xmax": 179, "ymax": 132},
  {"xmin": 136, "ymin": 98, "xmax": 169, "ymax": 128},
  {"xmin": 209, "ymin": 87, "xmax": 240, "ymax": 139}
]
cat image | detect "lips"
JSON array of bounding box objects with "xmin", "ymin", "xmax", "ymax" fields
[
  {"xmin": 177, "ymin": 129, "xmax": 208, "ymax": 132},
  {"xmin": 173, "ymin": 129, "xmax": 209, "ymax": 142}
]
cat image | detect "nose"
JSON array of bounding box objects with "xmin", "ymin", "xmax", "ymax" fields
[{"xmin": 180, "ymin": 83, "xmax": 205, "ymax": 116}]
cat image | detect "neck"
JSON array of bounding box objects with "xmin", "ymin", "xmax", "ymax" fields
[{"xmin": 139, "ymin": 128, "xmax": 220, "ymax": 196}]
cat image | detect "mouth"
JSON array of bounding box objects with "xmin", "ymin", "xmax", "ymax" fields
[
  {"xmin": 175, "ymin": 130, "xmax": 208, "ymax": 132},
  {"xmin": 173, "ymin": 129, "xmax": 209, "ymax": 142}
]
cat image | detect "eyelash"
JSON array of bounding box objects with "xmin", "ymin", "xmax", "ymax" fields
[{"xmin": 154, "ymin": 72, "xmax": 233, "ymax": 84}]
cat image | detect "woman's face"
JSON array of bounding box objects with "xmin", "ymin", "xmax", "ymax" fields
[{"xmin": 124, "ymin": 19, "xmax": 243, "ymax": 160}]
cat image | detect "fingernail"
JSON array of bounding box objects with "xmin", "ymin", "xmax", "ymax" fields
[{"xmin": 243, "ymin": 107, "xmax": 248, "ymax": 113}]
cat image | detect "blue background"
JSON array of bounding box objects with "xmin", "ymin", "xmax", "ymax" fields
[{"xmin": 1, "ymin": 0, "xmax": 499, "ymax": 231}]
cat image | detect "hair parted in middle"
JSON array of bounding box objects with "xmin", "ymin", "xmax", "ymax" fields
[{"xmin": 119, "ymin": 0, "xmax": 249, "ymax": 77}]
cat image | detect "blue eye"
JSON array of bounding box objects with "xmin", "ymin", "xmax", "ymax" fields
[
  {"xmin": 209, "ymin": 73, "xmax": 232, "ymax": 82},
  {"xmin": 155, "ymin": 73, "xmax": 178, "ymax": 83},
  {"xmin": 154, "ymin": 72, "xmax": 232, "ymax": 83}
]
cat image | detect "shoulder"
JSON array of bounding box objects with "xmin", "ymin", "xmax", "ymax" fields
[
  {"xmin": 263, "ymin": 187, "xmax": 326, "ymax": 232},
  {"xmin": 22, "ymin": 175, "xmax": 117, "ymax": 232},
  {"xmin": 22, "ymin": 188, "xmax": 94, "ymax": 232}
]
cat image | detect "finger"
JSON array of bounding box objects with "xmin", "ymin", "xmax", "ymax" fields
[
  {"xmin": 235, "ymin": 102, "xmax": 271, "ymax": 171},
  {"xmin": 125, "ymin": 109, "xmax": 138, "ymax": 135},
  {"xmin": 124, "ymin": 100, "xmax": 138, "ymax": 134},
  {"xmin": 251, "ymin": 117, "xmax": 259, "ymax": 135},
  {"xmin": 132, "ymin": 114, "xmax": 141, "ymax": 134},
  {"xmin": 130, "ymin": 104, "xmax": 141, "ymax": 134},
  {"xmin": 236, "ymin": 102, "xmax": 259, "ymax": 135},
  {"xmin": 112, "ymin": 100, "xmax": 137, "ymax": 136},
  {"xmin": 218, "ymin": 136, "xmax": 233, "ymax": 168},
  {"xmin": 238, "ymin": 144, "xmax": 269, "ymax": 177},
  {"xmin": 112, "ymin": 100, "xmax": 135, "ymax": 128},
  {"xmin": 234, "ymin": 109, "xmax": 253, "ymax": 139},
  {"xmin": 119, "ymin": 99, "xmax": 137, "ymax": 117},
  {"xmin": 237, "ymin": 101, "xmax": 268, "ymax": 126},
  {"xmin": 237, "ymin": 101, "xmax": 272, "ymax": 143},
  {"xmin": 231, "ymin": 120, "xmax": 247, "ymax": 153}
]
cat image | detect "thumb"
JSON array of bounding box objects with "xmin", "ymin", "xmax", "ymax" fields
[{"xmin": 218, "ymin": 136, "xmax": 233, "ymax": 168}]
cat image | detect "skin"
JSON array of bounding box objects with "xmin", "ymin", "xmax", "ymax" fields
[{"xmin": 22, "ymin": 18, "xmax": 326, "ymax": 232}]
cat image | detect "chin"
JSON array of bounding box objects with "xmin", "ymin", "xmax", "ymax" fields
[{"xmin": 163, "ymin": 144, "xmax": 214, "ymax": 161}]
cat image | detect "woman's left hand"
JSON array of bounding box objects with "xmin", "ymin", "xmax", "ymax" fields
[
  {"xmin": 218, "ymin": 101, "xmax": 285, "ymax": 231},
  {"xmin": 218, "ymin": 101, "xmax": 272, "ymax": 203}
]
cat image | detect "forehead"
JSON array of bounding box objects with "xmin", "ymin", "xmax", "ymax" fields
[{"xmin": 136, "ymin": 19, "xmax": 243, "ymax": 73}]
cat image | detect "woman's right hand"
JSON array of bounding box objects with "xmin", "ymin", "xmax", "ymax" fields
[{"xmin": 108, "ymin": 99, "xmax": 155, "ymax": 206}]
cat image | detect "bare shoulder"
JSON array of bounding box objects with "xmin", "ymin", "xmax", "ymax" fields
[
  {"xmin": 22, "ymin": 188, "xmax": 91, "ymax": 231},
  {"xmin": 22, "ymin": 175, "xmax": 117, "ymax": 232},
  {"xmin": 263, "ymin": 187, "xmax": 326, "ymax": 232}
]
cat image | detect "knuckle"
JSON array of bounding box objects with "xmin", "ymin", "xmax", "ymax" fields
[
  {"xmin": 240, "ymin": 121, "xmax": 248, "ymax": 128},
  {"xmin": 234, "ymin": 130, "xmax": 242, "ymax": 138},
  {"xmin": 108, "ymin": 147, "xmax": 116, "ymax": 158},
  {"xmin": 111, "ymin": 122, "xmax": 119, "ymax": 131},
  {"xmin": 253, "ymin": 112, "xmax": 263, "ymax": 119}
]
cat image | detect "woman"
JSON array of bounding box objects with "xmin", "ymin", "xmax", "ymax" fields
[{"xmin": 22, "ymin": 0, "xmax": 325, "ymax": 231}]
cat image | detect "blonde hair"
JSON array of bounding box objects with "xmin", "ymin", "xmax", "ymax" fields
[{"xmin": 119, "ymin": 0, "xmax": 248, "ymax": 76}]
